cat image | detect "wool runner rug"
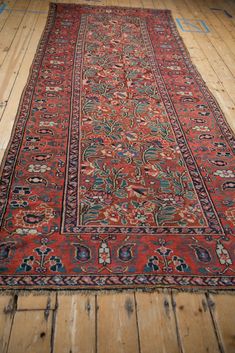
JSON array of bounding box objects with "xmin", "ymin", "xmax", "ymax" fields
[{"xmin": 0, "ymin": 4, "xmax": 234, "ymax": 290}]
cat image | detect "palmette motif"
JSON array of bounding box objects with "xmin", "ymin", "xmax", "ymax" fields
[{"xmin": 0, "ymin": 4, "xmax": 234, "ymax": 289}]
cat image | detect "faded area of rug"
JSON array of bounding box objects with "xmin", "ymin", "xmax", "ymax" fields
[{"xmin": 0, "ymin": 4, "xmax": 234, "ymax": 290}]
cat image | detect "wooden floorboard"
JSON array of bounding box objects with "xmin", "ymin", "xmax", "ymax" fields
[
  {"xmin": 53, "ymin": 294, "xmax": 96, "ymax": 353},
  {"xmin": 0, "ymin": 0, "xmax": 234, "ymax": 352},
  {"xmin": 135, "ymin": 291, "xmax": 181, "ymax": 353}
]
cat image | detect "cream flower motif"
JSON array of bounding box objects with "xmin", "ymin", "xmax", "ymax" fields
[
  {"xmin": 193, "ymin": 126, "xmax": 210, "ymax": 132},
  {"xmin": 167, "ymin": 65, "xmax": 181, "ymax": 70},
  {"xmin": 214, "ymin": 170, "xmax": 235, "ymax": 178},
  {"xmin": 46, "ymin": 86, "xmax": 62, "ymax": 92},
  {"xmin": 28, "ymin": 164, "xmax": 51, "ymax": 173},
  {"xmin": 145, "ymin": 164, "xmax": 160, "ymax": 177},
  {"xmin": 225, "ymin": 208, "xmax": 235, "ymax": 223},
  {"xmin": 50, "ymin": 60, "xmax": 63, "ymax": 65},
  {"xmin": 16, "ymin": 228, "xmax": 37, "ymax": 235},
  {"xmin": 160, "ymin": 150, "xmax": 174, "ymax": 160},
  {"xmin": 101, "ymin": 148, "xmax": 114, "ymax": 157},
  {"xmin": 81, "ymin": 161, "xmax": 95, "ymax": 176},
  {"xmin": 104, "ymin": 207, "xmax": 120, "ymax": 223},
  {"xmin": 179, "ymin": 209, "xmax": 196, "ymax": 224}
]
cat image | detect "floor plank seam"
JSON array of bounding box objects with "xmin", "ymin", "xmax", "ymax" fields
[
  {"xmin": 205, "ymin": 293, "xmax": 225, "ymax": 353},
  {"xmin": 50, "ymin": 293, "xmax": 58, "ymax": 353},
  {"xmin": 5, "ymin": 294, "xmax": 18, "ymax": 353},
  {"xmin": 134, "ymin": 292, "xmax": 142, "ymax": 353},
  {"xmin": 170, "ymin": 291, "xmax": 184, "ymax": 353},
  {"xmin": 95, "ymin": 294, "xmax": 98, "ymax": 353}
]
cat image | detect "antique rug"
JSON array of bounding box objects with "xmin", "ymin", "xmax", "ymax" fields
[{"xmin": 0, "ymin": 4, "xmax": 234, "ymax": 290}]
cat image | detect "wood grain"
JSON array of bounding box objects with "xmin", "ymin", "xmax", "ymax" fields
[
  {"xmin": 209, "ymin": 294, "xmax": 235, "ymax": 353},
  {"xmin": 136, "ymin": 291, "xmax": 181, "ymax": 353},
  {"xmin": 173, "ymin": 292, "xmax": 221, "ymax": 353},
  {"xmin": 97, "ymin": 293, "xmax": 140, "ymax": 353},
  {"xmin": 7, "ymin": 309, "xmax": 53, "ymax": 353},
  {"xmin": 0, "ymin": 295, "xmax": 16, "ymax": 353},
  {"xmin": 17, "ymin": 293, "xmax": 57, "ymax": 310},
  {"xmin": 53, "ymin": 294, "xmax": 96, "ymax": 353}
]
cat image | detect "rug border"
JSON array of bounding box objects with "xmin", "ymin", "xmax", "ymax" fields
[
  {"xmin": 0, "ymin": 286, "xmax": 234, "ymax": 292},
  {"xmin": 0, "ymin": 2, "xmax": 58, "ymax": 212},
  {"xmin": 0, "ymin": 273, "xmax": 234, "ymax": 291},
  {"xmin": 0, "ymin": 3, "xmax": 234, "ymax": 291}
]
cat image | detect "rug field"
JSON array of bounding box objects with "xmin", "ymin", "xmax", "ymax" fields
[{"xmin": 0, "ymin": 3, "xmax": 234, "ymax": 290}]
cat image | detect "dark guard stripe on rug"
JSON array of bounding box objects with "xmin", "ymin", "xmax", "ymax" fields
[{"xmin": 0, "ymin": 4, "xmax": 234, "ymax": 290}]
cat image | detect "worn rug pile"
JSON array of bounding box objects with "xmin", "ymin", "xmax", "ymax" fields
[{"xmin": 0, "ymin": 4, "xmax": 234, "ymax": 290}]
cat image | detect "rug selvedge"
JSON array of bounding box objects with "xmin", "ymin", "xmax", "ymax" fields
[{"xmin": 0, "ymin": 4, "xmax": 234, "ymax": 289}]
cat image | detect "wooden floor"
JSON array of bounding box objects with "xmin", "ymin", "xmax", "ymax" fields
[{"xmin": 0, "ymin": 0, "xmax": 235, "ymax": 352}]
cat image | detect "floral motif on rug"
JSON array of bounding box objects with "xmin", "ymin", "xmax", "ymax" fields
[{"xmin": 0, "ymin": 4, "xmax": 234, "ymax": 289}]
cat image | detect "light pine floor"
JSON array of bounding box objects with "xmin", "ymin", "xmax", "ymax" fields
[{"xmin": 0, "ymin": 0, "xmax": 235, "ymax": 352}]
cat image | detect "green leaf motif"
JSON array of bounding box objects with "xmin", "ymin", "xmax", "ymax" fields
[
  {"xmin": 155, "ymin": 206, "xmax": 176, "ymax": 225},
  {"xmin": 83, "ymin": 145, "xmax": 97, "ymax": 161},
  {"xmin": 82, "ymin": 204, "xmax": 103, "ymax": 225},
  {"xmin": 82, "ymin": 98, "xmax": 97, "ymax": 115},
  {"xmin": 114, "ymin": 189, "xmax": 128, "ymax": 198},
  {"xmin": 143, "ymin": 145, "xmax": 158, "ymax": 163},
  {"xmin": 93, "ymin": 177, "xmax": 104, "ymax": 190}
]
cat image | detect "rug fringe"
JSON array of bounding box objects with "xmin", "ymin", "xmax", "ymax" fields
[{"xmin": 0, "ymin": 287, "xmax": 234, "ymax": 296}]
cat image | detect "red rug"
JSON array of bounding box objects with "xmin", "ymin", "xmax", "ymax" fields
[{"xmin": 0, "ymin": 4, "xmax": 234, "ymax": 290}]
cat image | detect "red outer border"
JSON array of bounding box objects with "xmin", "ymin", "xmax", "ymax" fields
[{"xmin": 0, "ymin": 3, "xmax": 234, "ymax": 290}]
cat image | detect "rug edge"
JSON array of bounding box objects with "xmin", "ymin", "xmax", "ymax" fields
[
  {"xmin": 0, "ymin": 285, "xmax": 234, "ymax": 294},
  {"xmin": 0, "ymin": 4, "xmax": 234, "ymax": 292},
  {"xmin": 0, "ymin": 3, "xmax": 57, "ymax": 177}
]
